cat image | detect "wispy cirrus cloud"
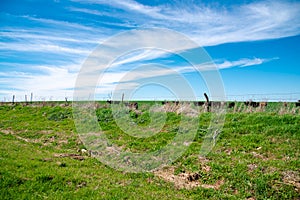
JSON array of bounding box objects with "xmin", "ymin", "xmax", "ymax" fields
[
  {"xmin": 71, "ymin": 0, "xmax": 300, "ymax": 46},
  {"xmin": 0, "ymin": 54, "xmax": 280, "ymax": 99},
  {"xmin": 71, "ymin": 0, "xmax": 162, "ymax": 16},
  {"xmin": 0, "ymin": 29, "xmax": 98, "ymax": 44},
  {"xmin": 1, "ymin": 0, "xmax": 299, "ymax": 100},
  {"xmin": 3, "ymin": 0, "xmax": 298, "ymax": 63},
  {"xmin": 93, "ymin": 56, "xmax": 276, "ymax": 94},
  {"xmin": 0, "ymin": 13, "xmax": 108, "ymax": 59},
  {"xmin": 0, "ymin": 65, "xmax": 79, "ymax": 100},
  {"xmin": 0, "ymin": 42, "xmax": 91, "ymax": 55},
  {"xmin": 67, "ymin": 6, "xmax": 107, "ymax": 16},
  {"xmin": 216, "ymin": 57, "xmax": 279, "ymax": 69},
  {"xmin": 111, "ymin": 49, "xmax": 170, "ymax": 67},
  {"xmin": 21, "ymin": 15, "xmax": 96, "ymax": 31}
]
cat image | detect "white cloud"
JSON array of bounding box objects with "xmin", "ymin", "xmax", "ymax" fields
[
  {"xmin": 67, "ymin": 7, "xmax": 106, "ymax": 16},
  {"xmin": 71, "ymin": 0, "xmax": 162, "ymax": 16},
  {"xmin": 1, "ymin": 0, "xmax": 299, "ymax": 100},
  {"xmin": 0, "ymin": 29, "xmax": 98, "ymax": 44},
  {"xmin": 0, "ymin": 42, "xmax": 91, "ymax": 55},
  {"xmin": 0, "ymin": 56, "xmax": 278, "ymax": 100},
  {"xmin": 216, "ymin": 57, "xmax": 279, "ymax": 69},
  {"xmin": 0, "ymin": 14, "xmax": 108, "ymax": 58},
  {"xmin": 73, "ymin": 0, "xmax": 300, "ymax": 46},
  {"xmin": 22, "ymin": 15, "xmax": 95, "ymax": 31},
  {"xmin": 96, "ymin": 57, "xmax": 264, "ymax": 92},
  {"xmin": 108, "ymin": 0, "xmax": 163, "ymax": 17},
  {"xmin": 0, "ymin": 65, "xmax": 80, "ymax": 100},
  {"xmin": 111, "ymin": 49, "xmax": 169, "ymax": 67}
]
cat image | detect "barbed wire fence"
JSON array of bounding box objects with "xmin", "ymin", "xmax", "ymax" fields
[{"xmin": 1, "ymin": 92, "xmax": 300, "ymax": 103}]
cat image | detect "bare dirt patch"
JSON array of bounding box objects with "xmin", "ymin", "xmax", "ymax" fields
[
  {"xmin": 282, "ymin": 170, "xmax": 300, "ymax": 191},
  {"xmin": 53, "ymin": 153, "xmax": 85, "ymax": 160},
  {"xmin": 0, "ymin": 129, "xmax": 72, "ymax": 148},
  {"xmin": 247, "ymin": 164, "xmax": 258, "ymax": 172},
  {"xmin": 154, "ymin": 167, "xmax": 224, "ymax": 190},
  {"xmin": 0, "ymin": 129, "xmax": 34, "ymax": 143},
  {"xmin": 0, "ymin": 129, "xmax": 11, "ymax": 135}
]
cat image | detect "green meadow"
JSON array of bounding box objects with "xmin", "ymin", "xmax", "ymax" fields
[{"xmin": 0, "ymin": 102, "xmax": 299, "ymax": 199}]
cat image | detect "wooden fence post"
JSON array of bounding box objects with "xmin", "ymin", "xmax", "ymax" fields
[
  {"xmin": 25, "ymin": 95, "xmax": 28, "ymax": 105},
  {"xmin": 204, "ymin": 93, "xmax": 210, "ymax": 112},
  {"xmin": 30, "ymin": 93, "xmax": 33, "ymax": 103}
]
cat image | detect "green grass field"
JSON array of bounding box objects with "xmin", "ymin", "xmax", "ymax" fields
[{"xmin": 0, "ymin": 102, "xmax": 299, "ymax": 199}]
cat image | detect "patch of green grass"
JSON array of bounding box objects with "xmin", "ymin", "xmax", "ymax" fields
[{"xmin": 0, "ymin": 102, "xmax": 299, "ymax": 199}]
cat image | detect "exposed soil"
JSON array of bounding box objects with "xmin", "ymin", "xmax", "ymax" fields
[
  {"xmin": 154, "ymin": 167, "xmax": 224, "ymax": 190},
  {"xmin": 53, "ymin": 153, "xmax": 85, "ymax": 160},
  {"xmin": 0, "ymin": 128, "xmax": 72, "ymax": 147},
  {"xmin": 282, "ymin": 170, "xmax": 300, "ymax": 191}
]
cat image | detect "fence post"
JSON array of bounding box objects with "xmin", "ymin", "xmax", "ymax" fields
[
  {"xmin": 65, "ymin": 97, "xmax": 68, "ymax": 106},
  {"xmin": 204, "ymin": 93, "xmax": 210, "ymax": 112},
  {"xmin": 25, "ymin": 95, "xmax": 28, "ymax": 105},
  {"xmin": 30, "ymin": 93, "xmax": 33, "ymax": 103}
]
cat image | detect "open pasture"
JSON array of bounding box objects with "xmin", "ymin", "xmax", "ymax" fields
[{"xmin": 0, "ymin": 102, "xmax": 299, "ymax": 199}]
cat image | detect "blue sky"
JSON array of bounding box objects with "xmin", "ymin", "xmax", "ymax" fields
[{"xmin": 1, "ymin": 0, "xmax": 300, "ymax": 101}]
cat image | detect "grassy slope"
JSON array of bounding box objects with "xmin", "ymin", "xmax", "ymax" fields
[{"xmin": 0, "ymin": 103, "xmax": 299, "ymax": 199}]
